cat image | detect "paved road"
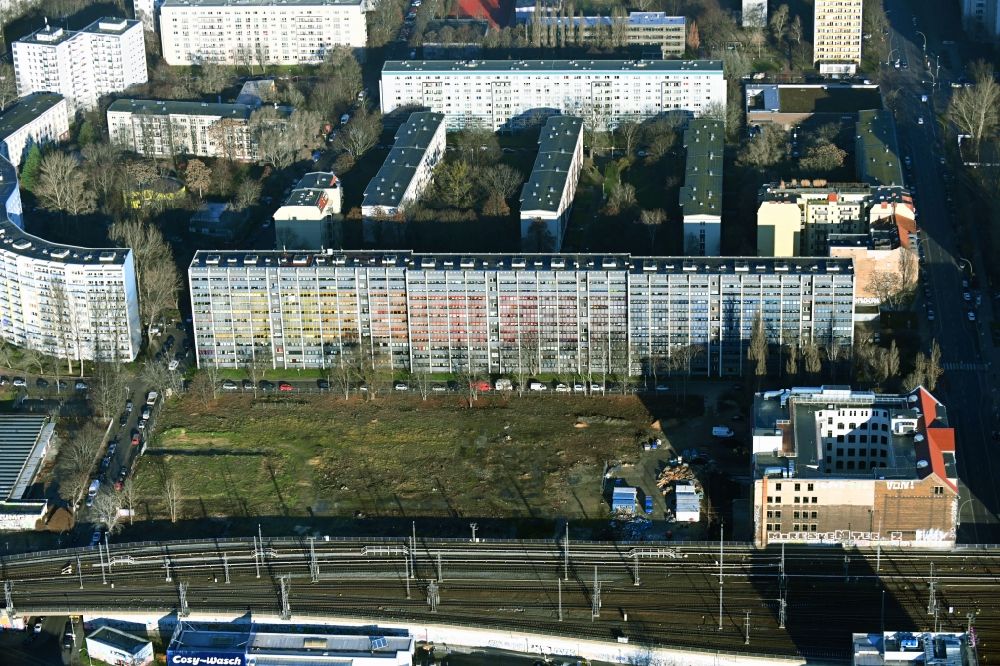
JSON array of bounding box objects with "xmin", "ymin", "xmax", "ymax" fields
[{"xmin": 884, "ymin": 0, "xmax": 1000, "ymax": 544}]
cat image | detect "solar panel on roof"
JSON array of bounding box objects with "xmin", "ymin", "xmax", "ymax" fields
[
  {"xmin": 369, "ymin": 636, "xmax": 388, "ymax": 649},
  {"xmin": 0, "ymin": 415, "xmax": 47, "ymax": 500}
]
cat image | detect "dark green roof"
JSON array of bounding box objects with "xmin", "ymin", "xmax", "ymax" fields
[
  {"xmin": 364, "ymin": 112, "xmax": 445, "ymax": 209},
  {"xmin": 680, "ymin": 118, "xmax": 724, "ymax": 216},
  {"xmin": 0, "ymin": 93, "xmax": 65, "ymax": 142},
  {"xmin": 856, "ymin": 109, "xmax": 903, "ymax": 187}
]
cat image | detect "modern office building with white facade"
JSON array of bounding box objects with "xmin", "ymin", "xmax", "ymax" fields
[
  {"xmin": 13, "ymin": 18, "xmax": 147, "ymax": 113},
  {"xmin": 107, "ymin": 99, "xmax": 270, "ymax": 160},
  {"xmin": 680, "ymin": 118, "xmax": 723, "ymax": 256},
  {"xmin": 379, "ymin": 59, "xmax": 725, "ymax": 130},
  {"xmin": 519, "ymin": 115, "xmax": 584, "ymax": 252},
  {"xmin": 0, "ymin": 93, "xmax": 70, "ymax": 169},
  {"xmin": 813, "ymin": 0, "xmax": 863, "ymax": 75},
  {"xmin": 158, "ymin": 0, "xmax": 367, "ymax": 66},
  {"xmin": 189, "ymin": 251, "xmax": 854, "ymax": 377},
  {"xmin": 0, "ymin": 155, "xmax": 142, "ymax": 363}
]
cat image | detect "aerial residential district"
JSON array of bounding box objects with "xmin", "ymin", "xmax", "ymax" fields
[{"xmin": 0, "ymin": 0, "xmax": 997, "ymax": 663}]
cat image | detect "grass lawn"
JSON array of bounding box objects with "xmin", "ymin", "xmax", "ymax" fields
[{"xmin": 134, "ymin": 392, "xmax": 702, "ymax": 524}]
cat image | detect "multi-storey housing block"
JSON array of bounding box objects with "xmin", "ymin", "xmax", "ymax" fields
[
  {"xmin": 752, "ymin": 386, "xmax": 958, "ymax": 549},
  {"xmin": 362, "ymin": 112, "xmax": 445, "ymax": 241},
  {"xmin": 0, "ymin": 93, "xmax": 70, "ymax": 168},
  {"xmin": 273, "ymin": 171, "xmax": 342, "ymax": 249},
  {"xmin": 680, "ymin": 118, "xmax": 724, "ymax": 256},
  {"xmin": 379, "ymin": 59, "xmax": 726, "ymax": 130},
  {"xmin": 107, "ymin": 99, "xmax": 278, "ymax": 160},
  {"xmin": 963, "ymin": 0, "xmax": 1000, "ymax": 38},
  {"xmin": 13, "ymin": 18, "xmax": 147, "ymax": 113},
  {"xmin": 531, "ymin": 13, "xmax": 686, "ymax": 55},
  {"xmin": 189, "ymin": 251, "xmax": 855, "ymax": 377},
  {"xmin": 158, "ymin": 0, "xmax": 367, "ymax": 66},
  {"xmin": 519, "ymin": 115, "xmax": 584, "ymax": 252},
  {"xmin": 0, "ymin": 155, "xmax": 141, "ymax": 362},
  {"xmin": 813, "ymin": 0, "xmax": 863, "ymax": 75}
]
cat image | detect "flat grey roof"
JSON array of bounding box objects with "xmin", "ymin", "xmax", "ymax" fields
[
  {"xmin": 88, "ymin": 626, "xmax": 150, "ymax": 654},
  {"xmin": 0, "ymin": 415, "xmax": 49, "ymax": 501},
  {"xmin": 108, "ymin": 99, "xmax": 254, "ymax": 120},
  {"xmin": 163, "ymin": 0, "xmax": 361, "ymax": 6},
  {"xmin": 16, "ymin": 17, "xmax": 136, "ymax": 45},
  {"xmin": 192, "ymin": 250, "xmax": 854, "ymax": 276},
  {"xmin": 80, "ymin": 17, "xmax": 140, "ymax": 34},
  {"xmin": 284, "ymin": 189, "xmax": 325, "ymax": 207},
  {"xmin": 295, "ymin": 172, "xmax": 339, "ymax": 190},
  {"xmin": 383, "ymin": 59, "xmax": 722, "ymax": 74},
  {"xmin": 521, "ymin": 116, "xmax": 583, "ymax": 213},
  {"xmin": 392, "ymin": 111, "xmax": 445, "ymax": 148},
  {"xmin": 0, "ymin": 93, "xmax": 65, "ymax": 143}
]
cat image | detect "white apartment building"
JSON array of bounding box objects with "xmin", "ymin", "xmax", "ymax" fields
[
  {"xmin": 107, "ymin": 99, "xmax": 269, "ymax": 160},
  {"xmin": 380, "ymin": 59, "xmax": 726, "ymax": 130},
  {"xmin": 0, "ymin": 93, "xmax": 70, "ymax": 169},
  {"xmin": 189, "ymin": 251, "xmax": 855, "ymax": 377},
  {"xmin": 963, "ymin": 0, "xmax": 1000, "ymax": 38},
  {"xmin": 0, "ymin": 155, "xmax": 142, "ymax": 362},
  {"xmin": 13, "ymin": 18, "xmax": 147, "ymax": 113},
  {"xmin": 362, "ymin": 111, "xmax": 445, "ymax": 241},
  {"xmin": 158, "ymin": 0, "xmax": 367, "ymax": 66},
  {"xmin": 742, "ymin": 0, "xmax": 768, "ymax": 28},
  {"xmin": 134, "ymin": 0, "xmax": 164, "ymax": 32},
  {"xmin": 519, "ymin": 115, "xmax": 584, "ymax": 252},
  {"xmin": 813, "ymin": 0, "xmax": 863, "ymax": 75},
  {"xmin": 680, "ymin": 118, "xmax": 723, "ymax": 256},
  {"xmin": 274, "ymin": 171, "xmax": 342, "ymax": 248}
]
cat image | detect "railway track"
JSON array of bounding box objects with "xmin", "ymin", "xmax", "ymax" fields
[{"xmin": 2, "ymin": 537, "xmax": 999, "ymax": 662}]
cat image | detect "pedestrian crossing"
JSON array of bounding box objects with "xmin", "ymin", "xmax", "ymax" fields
[{"xmin": 943, "ymin": 362, "xmax": 989, "ymax": 371}]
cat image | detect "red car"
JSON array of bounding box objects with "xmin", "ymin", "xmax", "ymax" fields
[
  {"xmin": 278, "ymin": 382, "xmax": 294, "ymax": 392},
  {"xmin": 131, "ymin": 433, "xmax": 141, "ymax": 447}
]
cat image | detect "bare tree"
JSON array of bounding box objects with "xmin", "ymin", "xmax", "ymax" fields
[
  {"xmin": 748, "ymin": 310, "xmax": 767, "ymax": 384},
  {"xmin": 109, "ymin": 220, "xmax": 180, "ymax": 339},
  {"xmin": 769, "ymin": 4, "xmax": 789, "ymax": 43},
  {"xmin": 802, "ymin": 342, "xmax": 822, "ymax": 379},
  {"xmin": 92, "ymin": 363, "xmax": 128, "ymax": 419},
  {"xmin": 618, "ymin": 121, "xmax": 641, "ymax": 156},
  {"xmin": 56, "ymin": 421, "xmax": 108, "ymax": 512},
  {"xmin": 81, "ymin": 142, "xmax": 123, "ymax": 211},
  {"xmin": 253, "ymin": 107, "xmax": 324, "ymax": 168},
  {"xmin": 35, "ymin": 152, "xmax": 97, "ymax": 216},
  {"xmin": 883, "ymin": 340, "xmax": 901, "ymax": 383},
  {"xmin": 0, "ymin": 62, "xmax": 16, "ymax": 111},
  {"xmin": 784, "ymin": 342, "xmax": 798, "ymax": 378},
  {"xmin": 162, "ymin": 474, "xmax": 182, "ymax": 523},
  {"xmin": 869, "ymin": 269, "xmax": 903, "ymax": 309},
  {"xmin": 92, "ymin": 487, "xmax": 124, "ymax": 534},
  {"xmin": 926, "ymin": 339, "xmax": 943, "ymax": 392},
  {"xmin": 947, "ymin": 62, "xmax": 1000, "ymax": 156},
  {"xmin": 478, "ymin": 163, "xmax": 523, "ymax": 216},
  {"xmin": 119, "ymin": 476, "xmax": 138, "ymax": 525},
  {"xmin": 332, "ymin": 345, "xmax": 357, "ymax": 400},
  {"xmin": 184, "ymin": 159, "xmax": 212, "ymax": 198},
  {"xmin": 413, "ymin": 370, "xmax": 433, "ymax": 401},
  {"xmin": 332, "ymin": 107, "xmax": 383, "ymax": 160},
  {"xmin": 233, "ymin": 179, "xmax": 262, "ymax": 211},
  {"xmin": 638, "ymin": 209, "xmax": 666, "ymax": 251}
]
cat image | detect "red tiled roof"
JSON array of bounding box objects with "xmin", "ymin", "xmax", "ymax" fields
[
  {"xmin": 915, "ymin": 387, "xmax": 957, "ymax": 491},
  {"xmin": 895, "ymin": 214, "xmax": 917, "ymax": 250}
]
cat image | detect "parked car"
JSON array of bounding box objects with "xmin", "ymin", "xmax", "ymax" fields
[
  {"xmin": 242, "ymin": 379, "xmax": 254, "ymax": 390},
  {"xmin": 12, "ymin": 377, "xmax": 26, "ymax": 387},
  {"xmin": 554, "ymin": 382, "xmax": 570, "ymax": 392},
  {"xmin": 317, "ymin": 379, "xmax": 330, "ymax": 390},
  {"xmin": 644, "ymin": 496, "xmax": 654, "ymax": 514},
  {"xmin": 222, "ymin": 380, "xmax": 238, "ymax": 391},
  {"xmin": 141, "ymin": 406, "xmax": 152, "ymax": 420},
  {"xmin": 168, "ymin": 359, "xmax": 180, "ymax": 371},
  {"xmin": 573, "ymin": 383, "xmax": 586, "ymax": 393},
  {"xmin": 340, "ymin": 113, "xmax": 350, "ymax": 124},
  {"xmin": 393, "ymin": 381, "xmax": 409, "ymax": 391},
  {"xmin": 590, "ymin": 383, "xmax": 605, "ymax": 393},
  {"xmin": 712, "ymin": 426, "xmax": 735, "ymax": 438},
  {"xmin": 35, "ymin": 378, "xmax": 49, "ymax": 389},
  {"xmin": 431, "ymin": 383, "xmax": 447, "ymax": 392},
  {"xmin": 529, "ymin": 381, "xmax": 547, "ymax": 391},
  {"xmin": 259, "ymin": 380, "xmax": 275, "ymax": 392},
  {"xmin": 655, "ymin": 383, "xmax": 670, "ymax": 392},
  {"xmin": 494, "ymin": 378, "xmax": 513, "ymax": 391},
  {"xmin": 131, "ymin": 431, "xmax": 141, "ymax": 447},
  {"xmin": 0, "ymin": 376, "xmax": 8, "ymax": 385},
  {"xmin": 33, "ymin": 618, "xmax": 44, "ymax": 634},
  {"xmin": 278, "ymin": 382, "xmax": 294, "ymax": 392},
  {"xmin": 146, "ymin": 391, "xmax": 158, "ymax": 405},
  {"xmin": 125, "ymin": 399, "xmax": 133, "ymax": 413}
]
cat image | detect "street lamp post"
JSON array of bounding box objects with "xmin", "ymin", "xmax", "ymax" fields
[
  {"xmin": 915, "ymin": 30, "xmax": 927, "ymax": 55},
  {"xmin": 957, "ymin": 498, "xmax": 975, "ymax": 531},
  {"xmin": 885, "ymin": 49, "xmax": 899, "ymax": 67}
]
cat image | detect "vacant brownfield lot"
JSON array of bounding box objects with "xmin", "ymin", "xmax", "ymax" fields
[{"xmin": 133, "ymin": 392, "xmax": 701, "ymax": 523}]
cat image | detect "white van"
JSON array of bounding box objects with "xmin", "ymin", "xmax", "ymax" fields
[
  {"xmin": 712, "ymin": 426, "xmax": 735, "ymax": 438},
  {"xmin": 529, "ymin": 381, "xmax": 547, "ymax": 391},
  {"xmin": 86, "ymin": 479, "xmax": 100, "ymax": 507}
]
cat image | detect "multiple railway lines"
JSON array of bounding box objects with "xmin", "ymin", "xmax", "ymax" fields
[{"xmin": 3, "ymin": 537, "xmax": 999, "ymax": 661}]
